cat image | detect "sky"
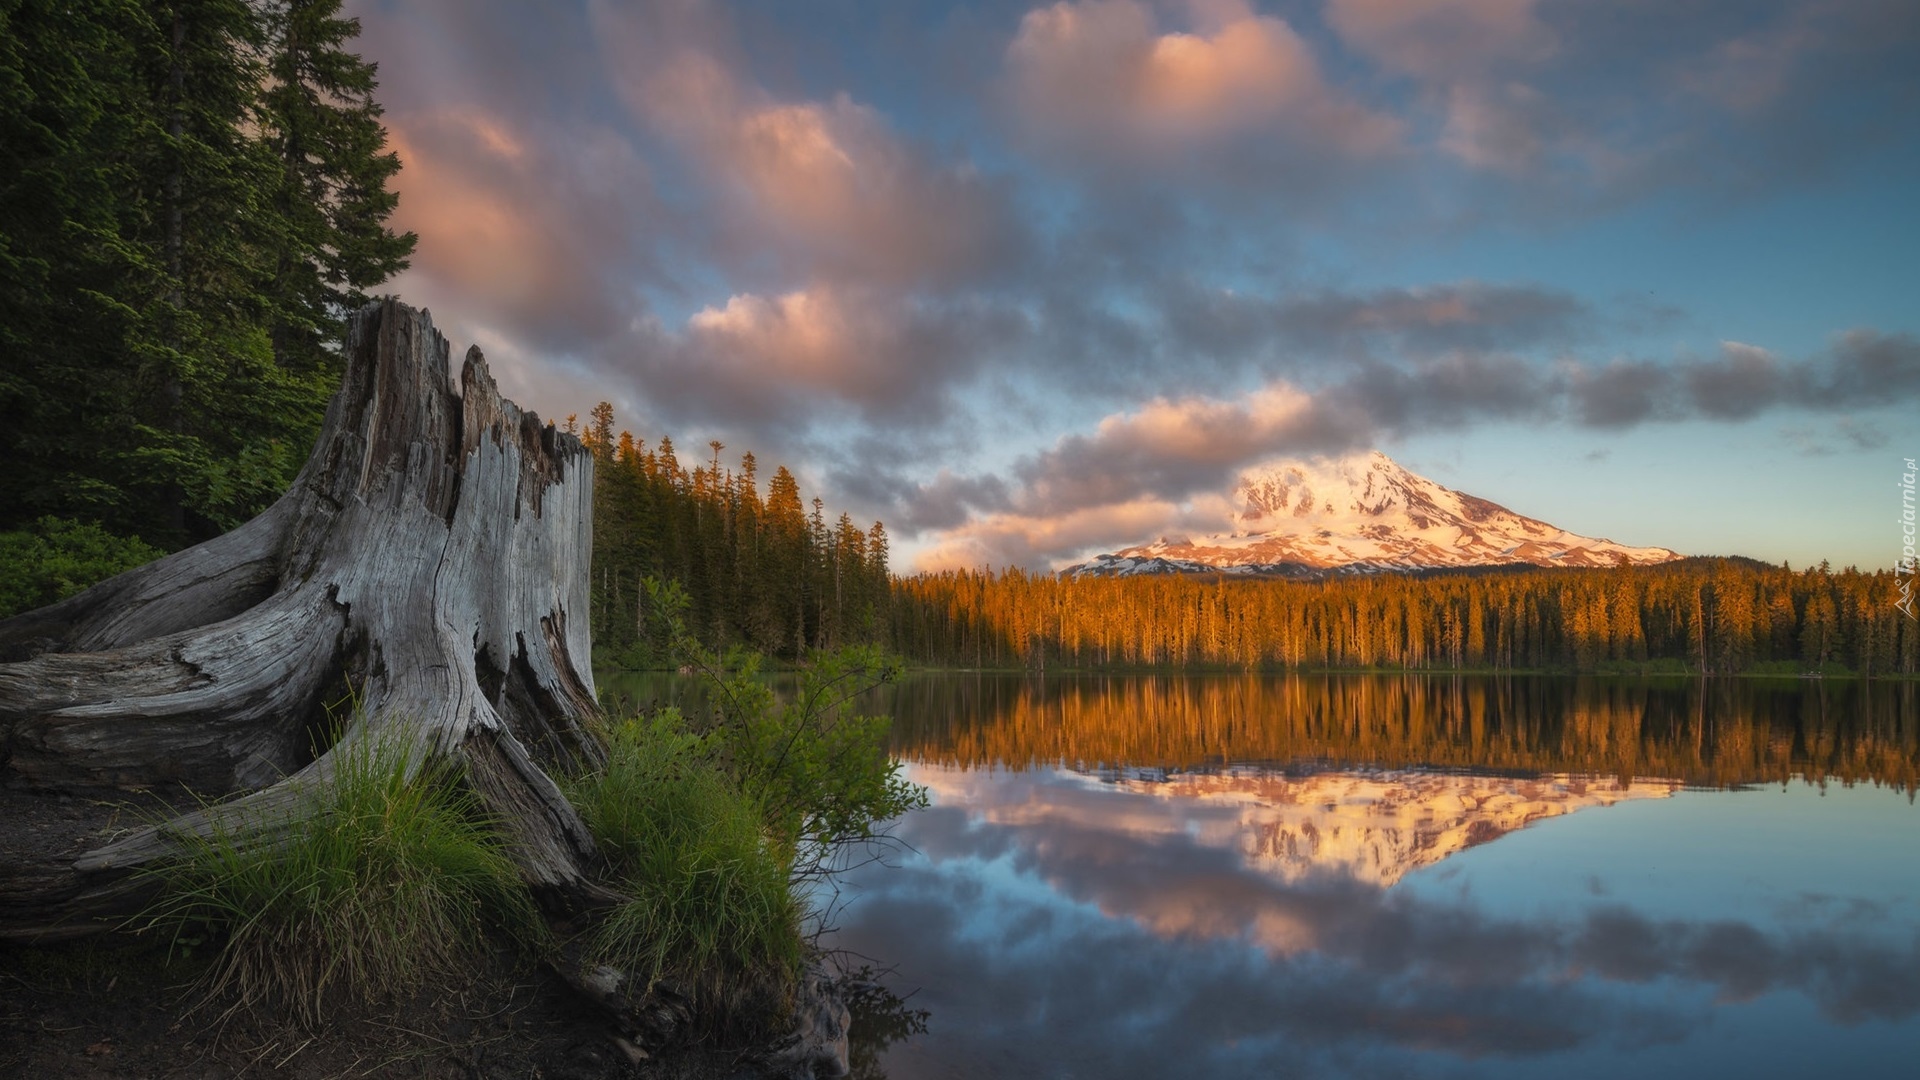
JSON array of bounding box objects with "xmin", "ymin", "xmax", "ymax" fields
[{"xmin": 345, "ymin": 0, "xmax": 1920, "ymax": 573}]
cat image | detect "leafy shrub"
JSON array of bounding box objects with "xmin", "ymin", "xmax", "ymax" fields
[
  {"xmin": 142, "ymin": 730, "xmax": 537, "ymax": 1027},
  {"xmin": 0, "ymin": 516, "xmax": 163, "ymax": 617},
  {"xmin": 644, "ymin": 578, "xmax": 929, "ymax": 884},
  {"xmin": 564, "ymin": 579, "xmax": 928, "ymax": 1035}
]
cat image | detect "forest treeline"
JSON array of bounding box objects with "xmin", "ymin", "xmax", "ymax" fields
[
  {"xmin": 1, "ymin": 0, "xmax": 411, "ymax": 603},
  {"xmin": 878, "ymin": 673, "xmax": 1920, "ymax": 792},
  {"xmin": 580, "ymin": 404, "xmax": 891, "ymax": 666},
  {"xmin": 888, "ymin": 559, "xmax": 1920, "ymax": 677}
]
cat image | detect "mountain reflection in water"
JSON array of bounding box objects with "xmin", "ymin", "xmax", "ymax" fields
[{"xmin": 820, "ymin": 674, "xmax": 1920, "ymax": 1080}]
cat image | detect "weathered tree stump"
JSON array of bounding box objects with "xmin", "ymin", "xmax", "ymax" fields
[{"xmin": 0, "ymin": 300, "xmax": 610, "ymax": 938}]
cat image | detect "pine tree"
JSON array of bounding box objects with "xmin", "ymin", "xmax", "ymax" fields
[
  {"xmin": 1, "ymin": 0, "xmax": 155, "ymax": 532},
  {"xmin": 256, "ymin": 0, "xmax": 413, "ymax": 379},
  {"xmin": 0, "ymin": 0, "xmax": 413, "ymax": 551}
]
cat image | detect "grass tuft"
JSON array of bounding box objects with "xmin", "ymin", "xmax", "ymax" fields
[
  {"xmin": 566, "ymin": 710, "xmax": 804, "ymax": 1013},
  {"xmin": 142, "ymin": 729, "xmax": 538, "ymax": 1028}
]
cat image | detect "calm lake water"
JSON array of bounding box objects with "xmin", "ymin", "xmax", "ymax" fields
[{"xmin": 604, "ymin": 672, "xmax": 1920, "ymax": 1079}]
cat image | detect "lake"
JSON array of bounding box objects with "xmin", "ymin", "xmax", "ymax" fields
[{"xmin": 601, "ymin": 671, "xmax": 1920, "ymax": 1078}]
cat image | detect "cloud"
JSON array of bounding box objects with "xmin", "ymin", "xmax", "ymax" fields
[
  {"xmin": 885, "ymin": 470, "xmax": 1016, "ymax": 533},
  {"xmin": 1780, "ymin": 418, "xmax": 1890, "ymax": 456},
  {"xmin": 1436, "ymin": 80, "xmax": 1561, "ymax": 173},
  {"xmin": 1011, "ymin": 385, "xmax": 1342, "ymax": 509},
  {"xmin": 1685, "ymin": 341, "xmax": 1789, "ymax": 420},
  {"xmin": 1327, "ymin": 0, "xmax": 1557, "ymax": 81},
  {"xmin": 906, "ymin": 328, "xmax": 1919, "ymax": 568},
  {"xmin": 1328, "ymin": 0, "xmax": 1562, "ymax": 174},
  {"xmin": 1318, "ymin": 0, "xmax": 1920, "ymax": 203},
  {"xmin": 380, "ymin": 107, "xmax": 661, "ymax": 354},
  {"xmin": 1003, "ymin": 0, "xmax": 1400, "ymax": 169},
  {"xmin": 1807, "ymin": 329, "xmax": 1920, "ymax": 405},
  {"xmin": 337, "ymin": 0, "xmax": 1919, "ymax": 576},
  {"xmin": 1566, "ymin": 359, "xmax": 1676, "ymax": 428},
  {"xmin": 1162, "ymin": 281, "xmax": 1594, "ymax": 365},
  {"xmin": 629, "ymin": 285, "xmax": 1033, "ymax": 434},
  {"xmin": 606, "ymin": 19, "xmax": 1025, "ymax": 288}
]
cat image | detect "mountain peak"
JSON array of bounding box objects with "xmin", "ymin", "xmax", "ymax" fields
[{"xmin": 1066, "ymin": 451, "xmax": 1681, "ymax": 578}]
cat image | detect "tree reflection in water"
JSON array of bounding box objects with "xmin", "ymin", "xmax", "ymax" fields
[
  {"xmin": 818, "ymin": 674, "xmax": 1920, "ymax": 1079},
  {"xmin": 838, "ymin": 966, "xmax": 929, "ymax": 1080}
]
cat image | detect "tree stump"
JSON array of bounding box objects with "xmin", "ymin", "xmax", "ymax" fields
[{"xmin": 0, "ymin": 299, "xmax": 610, "ymax": 938}]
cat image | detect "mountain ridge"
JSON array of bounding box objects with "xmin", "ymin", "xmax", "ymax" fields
[{"xmin": 1066, "ymin": 451, "xmax": 1681, "ymax": 579}]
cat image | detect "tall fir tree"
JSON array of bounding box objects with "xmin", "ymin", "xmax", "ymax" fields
[
  {"xmin": 0, "ymin": 0, "xmax": 413, "ymax": 554},
  {"xmin": 255, "ymin": 0, "xmax": 414, "ymax": 382}
]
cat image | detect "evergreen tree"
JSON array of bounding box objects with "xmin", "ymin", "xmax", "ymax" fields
[
  {"xmin": 579, "ymin": 408, "xmax": 893, "ymax": 664},
  {"xmin": 256, "ymin": 0, "xmax": 413, "ymax": 380},
  {"xmin": 1, "ymin": 0, "xmax": 154, "ymax": 531},
  {"xmin": 0, "ymin": 0, "xmax": 412, "ymax": 551}
]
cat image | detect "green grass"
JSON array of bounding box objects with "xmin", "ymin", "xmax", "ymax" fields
[
  {"xmin": 141, "ymin": 729, "xmax": 538, "ymax": 1028},
  {"xmin": 566, "ymin": 711, "xmax": 804, "ymax": 1010}
]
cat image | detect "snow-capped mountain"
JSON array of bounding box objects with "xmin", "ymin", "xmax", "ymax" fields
[{"xmin": 1067, "ymin": 451, "xmax": 1680, "ymax": 578}]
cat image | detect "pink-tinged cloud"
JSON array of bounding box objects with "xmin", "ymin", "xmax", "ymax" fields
[
  {"xmin": 915, "ymin": 498, "xmax": 1207, "ymax": 573},
  {"xmin": 1438, "ymin": 82, "xmax": 1555, "ymax": 173},
  {"xmin": 613, "ymin": 40, "xmax": 1021, "ymax": 287},
  {"xmin": 1327, "ymin": 0, "xmax": 1561, "ymax": 174},
  {"xmin": 1004, "ymin": 0, "xmax": 1399, "ymax": 161},
  {"xmin": 1326, "ymin": 0, "xmax": 1556, "ymax": 80},
  {"xmin": 382, "ymin": 108, "xmax": 656, "ymax": 349},
  {"xmin": 687, "ymin": 286, "xmax": 906, "ymax": 401},
  {"xmin": 632, "ymin": 284, "xmax": 1031, "ymax": 434},
  {"xmin": 912, "ymin": 384, "xmax": 1359, "ymax": 570}
]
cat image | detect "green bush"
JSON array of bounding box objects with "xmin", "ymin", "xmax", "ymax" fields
[
  {"xmin": 142, "ymin": 730, "xmax": 537, "ymax": 1027},
  {"xmin": 0, "ymin": 516, "xmax": 164, "ymax": 617},
  {"xmin": 642, "ymin": 577, "xmax": 928, "ymax": 884},
  {"xmin": 567, "ymin": 711, "xmax": 804, "ymax": 1002},
  {"xmin": 694, "ymin": 645, "xmax": 929, "ymax": 884}
]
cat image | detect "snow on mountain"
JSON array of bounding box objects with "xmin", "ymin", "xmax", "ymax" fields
[{"xmin": 1066, "ymin": 450, "xmax": 1680, "ymax": 578}]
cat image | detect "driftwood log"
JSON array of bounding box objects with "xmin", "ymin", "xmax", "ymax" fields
[{"xmin": 0, "ymin": 300, "xmax": 609, "ymax": 936}]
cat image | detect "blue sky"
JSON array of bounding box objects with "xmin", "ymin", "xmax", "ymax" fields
[{"xmin": 347, "ymin": 0, "xmax": 1920, "ymax": 571}]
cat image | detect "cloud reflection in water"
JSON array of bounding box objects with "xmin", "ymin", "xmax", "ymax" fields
[{"xmin": 827, "ymin": 764, "xmax": 1920, "ymax": 1079}]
